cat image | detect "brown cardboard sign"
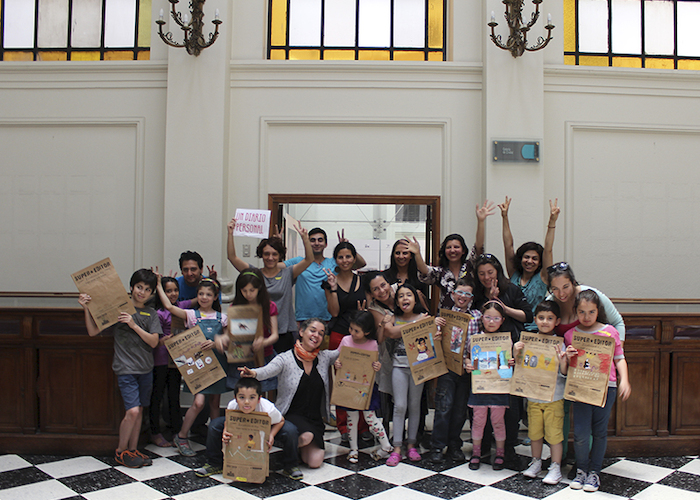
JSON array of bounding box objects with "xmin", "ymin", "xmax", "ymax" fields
[
  {"xmin": 71, "ymin": 258, "xmax": 135, "ymax": 331},
  {"xmin": 401, "ymin": 316, "xmax": 448, "ymax": 385},
  {"xmin": 439, "ymin": 308, "xmax": 473, "ymax": 375},
  {"xmin": 331, "ymin": 346, "xmax": 378, "ymax": 410},
  {"xmin": 470, "ymin": 332, "xmax": 513, "ymax": 394},
  {"xmin": 564, "ymin": 331, "xmax": 616, "ymax": 407},
  {"xmin": 510, "ymin": 332, "xmax": 564, "ymax": 401},
  {"xmin": 226, "ymin": 304, "xmax": 264, "ymax": 367},
  {"xmin": 164, "ymin": 325, "xmax": 226, "ymax": 394},
  {"xmin": 223, "ymin": 409, "xmax": 270, "ymax": 483}
]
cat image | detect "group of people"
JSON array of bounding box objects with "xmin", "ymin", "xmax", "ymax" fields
[{"xmin": 79, "ymin": 197, "xmax": 631, "ymax": 493}]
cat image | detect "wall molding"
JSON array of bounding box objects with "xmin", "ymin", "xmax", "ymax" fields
[{"xmin": 0, "ymin": 62, "xmax": 167, "ymax": 89}]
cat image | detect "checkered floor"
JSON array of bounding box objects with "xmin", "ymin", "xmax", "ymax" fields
[{"xmin": 2, "ymin": 427, "xmax": 700, "ymax": 500}]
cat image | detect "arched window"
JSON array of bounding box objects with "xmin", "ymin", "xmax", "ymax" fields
[
  {"xmin": 1, "ymin": 0, "xmax": 150, "ymax": 61},
  {"xmin": 268, "ymin": 0, "xmax": 446, "ymax": 61},
  {"xmin": 565, "ymin": 0, "xmax": 700, "ymax": 69}
]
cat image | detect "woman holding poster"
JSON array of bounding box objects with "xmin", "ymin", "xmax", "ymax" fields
[{"xmin": 227, "ymin": 217, "xmax": 314, "ymax": 353}]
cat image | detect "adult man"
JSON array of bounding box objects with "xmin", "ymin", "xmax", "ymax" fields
[{"xmin": 176, "ymin": 251, "xmax": 216, "ymax": 301}]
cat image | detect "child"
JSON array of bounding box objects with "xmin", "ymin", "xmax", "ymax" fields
[
  {"xmin": 157, "ymin": 275, "xmax": 229, "ymax": 457},
  {"xmin": 430, "ymin": 277, "xmax": 482, "ymax": 463},
  {"xmin": 79, "ymin": 268, "xmax": 162, "ymax": 468},
  {"xmin": 465, "ymin": 301, "xmax": 514, "ymax": 471},
  {"xmin": 219, "ymin": 269, "xmax": 279, "ymax": 392},
  {"xmin": 563, "ymin": 289, "xmax": 631, "ymax": 492},
  {"xmin": 513, "ymin": 301, "xmax": 568, "ymax": 484},
  {"xmin": 195, "ymin": 378, "xmax": 285, "ymax": 479},
  {"xmin": 381, "ymin": 283, "xmax": 429, "ymax": 466},
  {"xmin": 333, "ymin": 310, "xmax": 393, "ymax": 463}
]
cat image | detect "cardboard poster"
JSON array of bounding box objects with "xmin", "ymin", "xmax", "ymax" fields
[
  {"xmin": 470, "ymin": 332, "xmax": 513, "ymax": 394},
  {"xmin": 164, "ymin": 325, "xmax": 226, "ymax": 394},
  {"xmin": 71, "ymin": 258, "xmax": 136, "ymax": 332},
  {"xmin": 564, "ymin": 331, "xmax": 616, "ymax": 407},
  {"xmin": 439, "ymin": 308, "xmax": 473, "ymax": 375},
  {"xmin": 510, "ymin": 332, "xmax": 564, "ymax": 401},
  {"xmin": 234, "ymin": 209, "xmax": 272, "ymax": 239},
  {"xmin": 401, "ymin": 316, "xmax": 448, "ymax": 385},
  {"xmin": 331, "ymin": 347, "xmax": 379, "ymax": 410},
  {"xmin": 223, "ymin": 410, "xmax": 270, "ymax": 483},
  {"xmin": 226, "ymin": 304, "xmax": 264, "ymax": 366}
]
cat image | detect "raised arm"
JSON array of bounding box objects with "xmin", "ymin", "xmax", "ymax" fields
[
  {"xmin": 291, "ymin": 224, "xmax": 314, "ymax": 279},
  {"xmin": 155, "ymin": 273, "xmax": 187, "ymax": 319},
  {"xmin": 323, "ymin": 268, "xmax": 341, "ymax": 318},
  {"xmin": 474, "ymin": 199, "xmax": 496, "ymax": 254},
  {"xmin": 540, "ymin": 198, "xmax": 560, "ymax": 283},
  {"xmin": 406, "ymin": 237, "xmax": 430, "ymax": 276},
  {"xmin": 78, "ymin": 294, "xmax": 101, "ymax": 337},
  {"xmin": 498, "ymin": 196, "xmax": 516, "ymax": 278},
  {"xmin": 226, "ymin": 218, "xmax": 252, "ymax": 273}
]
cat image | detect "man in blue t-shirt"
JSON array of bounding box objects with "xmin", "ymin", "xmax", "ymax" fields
[
  {"xmin": 284, "ymin": 228, "xmax": 365, "ymax": 324},
  {"xmin": 176, "ymin": 251, "xmax": 217, "ymax": 301}
]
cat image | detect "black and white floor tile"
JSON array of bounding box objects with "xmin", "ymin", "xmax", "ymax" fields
[{"xmin": 2, "ymin": 427, "xmax": 699, "ymax": 500}]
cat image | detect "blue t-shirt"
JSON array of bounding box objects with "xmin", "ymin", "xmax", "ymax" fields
[
  {"xmin": 284, "ymin": 256, "xmax": 336, "ymax": 321},
  {"xmin": 511, "ymin": 271, "xmax": 548, "ymax": 332},
  {"xmin": 176, "ymin": 275, "xmax": 219, "ymax": 301}
]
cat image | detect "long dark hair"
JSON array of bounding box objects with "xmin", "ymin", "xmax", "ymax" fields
[
  {"xmin": 385, "ymin": 239, "xmax": 419, "ymax": 283},
  {"xmin": 438, "ymin": 234, "xmax": 468, "ymax": 269},
  {"xmin": 473, "ymin": 254, "xmax": 510, "ymax": 306},
  {"xmin": 197, "ymin": 278, "xmax": 222, "ymax": 312},
  {"xmin": 546, "ymin": 262, "xmax": 578, "ymax": 289},
  {"xmin": 156, "ymin": 276, "xmax": 179, "ymax": 310},
  {"xmin": 394, "ymin": 283, "xmax": 428, "ymax": 317},
  {"xmin": 232, "ymin": 269, "xmax": 272, "ymax": 332},
  {"xmin": 513, "ymin": 241, "xmax": 544, "ymax": 275},
  {"xmin": 574, "ymin": 289, "xmax": 608, "ymax": 325},
  {"xmin": 349, "ymin": 310, "xmax": 378, "ymax": 340}
]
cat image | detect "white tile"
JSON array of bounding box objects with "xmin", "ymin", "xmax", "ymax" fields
[
  {"xmin": 454, "ymin": 485, "xmax": 536, "ymax": 500},
  {"xmin": 602, "ymin": 459, "xmax": 674, "ymax": 483},
  {"xmin": 173, "ymin": 483, "xmax": 256, "ymax": 500},
  {"xmin": 364, "ymin": 485, "xmax": 435, "ymax": 500},
  {"xmin": 82, "ymin": 481, "xmax": 168, "ymax": 500},
  {"xmin": 1, "ymin": 479, "xmax": 78, "ymax": 500},
  {"xmin": 442, "ymin": 463, "xmax": 517, "ymax": 485},
  {"xmin": 145, "ymin": 444, "xmax": 181, "ymax": 457},
  {"xmin": 632, "ymin": 483, "xmax": 700, "ymax": 500},
  {"xmin": 115, "ymin": 457, "xmax": 190, "ymax": 481},
  {"xmin": 360, "ymin": 462, "xmax": 435, "ymax": 485},
  {"xmin": 0, "ymin": 454, "xmax": 31, "ymax": 473},
  {"xmin": 323, "ymin": 442, "xmax": 350, "ymax": 459},
  {"xmin": 37, "ymin": 456, "xmax": 110, "ymax": 479},
  {"xmin": 299, "ymin": 463, "xmax": 353, "ymax": 485},
  {"xmin": 680, "ymin": 458, "xmax": 700, "ymax": 476},
  {"xmin": 270, "ymin": 485, "xmax": 348, "ymax": 500}
]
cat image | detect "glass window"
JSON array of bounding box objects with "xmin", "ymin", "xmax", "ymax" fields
[
  {"xmin": 268, "ymin": 0, "xmax": 446, "ymax": 61},
  {"xmin": 565, "ymin": 0, "xmax": 700, "ymax": 69},
  {"xmin": 1, "ymin": 0, "xmax": 150, "ymax": 61}
]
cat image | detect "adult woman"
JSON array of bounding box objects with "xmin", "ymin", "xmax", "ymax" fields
[
  {"xmin": 227, "ymin": 218, "xmax": 313, "ymax": 353},
  {"xmin": 384, "ymin": 239, "xmax": 429, "ymax": 309},
  {"xmin": 239, "ymin": 319, "xmax": 338, "ymax": 471},
  {"xmin": 409, "ymin": 201, "xmax": 495, "ymax": 310},
  {"xmin": 499, "ymin": 197, "xmax": 560, "ymax": 331}
]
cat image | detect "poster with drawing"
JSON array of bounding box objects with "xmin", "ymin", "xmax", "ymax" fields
[
  {"xmin": 510, "ymin": 332, "xmax": 563, "ymax": 401},
  {"xmin": 71, "ymin": 258, "xmax": 135, "ymax": 332},
  {"xmin": 564, "ymin": 331, "xmax": 616, "ymax": 407},
  {"xmin": 223, "ymin": 410, "xmax": 270, "ymax": 483},
  {"xmin": 331, "ymin": 347, "xmax": 379, "ymax": 410},
  {"xmin": 164, "ymin": 325, "xmax": 226, "ymax": 394},
  {"xmin": 470, "ymin": 332, "xmax": 513, "ymax": 394},
  {"xmin": 401, "ymin": 316, "xmax": 448, "ymax": 385},
  {"xmin": 226, "ymin": 304, "xmax": 264, "ymax": 367},
  {"xmin": 439, "ymin": 308, "xmax": 473, "ymax": 376}
]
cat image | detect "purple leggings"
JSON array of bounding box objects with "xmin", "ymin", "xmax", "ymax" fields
[{"xmin": 471, "ymin": 406, "xmax": 506, "ymax": 441}]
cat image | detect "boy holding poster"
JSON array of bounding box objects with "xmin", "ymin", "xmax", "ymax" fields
[
  {"xmin": 513, "ymin": 301, "xmax": 568, "ymax": 484},
  {"xmin": 79, "ymin": 268, "xmax": 162, "ymax": 469}
]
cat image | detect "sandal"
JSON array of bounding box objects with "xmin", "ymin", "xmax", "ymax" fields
[
  {"xmin": 150, "ymin": 433, "xmax": 171, "ymax": 448},
  {"xmin": 469, "ymin": 455, "xmax": 481, "ymax": 470},
  {"xmin": 386, "ymin": 451, "xmax": 402, "ymax": 467},
  {"xmin": 492, "ymin": 455, "xmax": 505, "ymax": 471},
  {"xmin": 407, "ymin": 447, "xmax": 422, "ymax": 462},
  {"xmin": 348, "ymin": 450, "xmax": 359, "ymax": 464}
]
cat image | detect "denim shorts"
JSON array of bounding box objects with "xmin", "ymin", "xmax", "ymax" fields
[{"xmin": 117, "ymin": 372, "xmax": 153, "ymax": 410}]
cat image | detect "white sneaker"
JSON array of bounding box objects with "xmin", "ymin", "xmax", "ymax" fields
[
  {"xmin": 542, "ymin": 462, "xmax": 562, "ymax": 485},
  {"xmin": 570, "ymin": 469, "xmax": 587, "ymax": 490},
  {"xmin": 523, "ymin": 458, "xmax": 542, "ymax": 478}
]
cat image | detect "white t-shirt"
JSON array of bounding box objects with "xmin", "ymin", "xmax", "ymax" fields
[{"xmin": 226, "ymin": 396, "xmax": 283, "ymax": 425}]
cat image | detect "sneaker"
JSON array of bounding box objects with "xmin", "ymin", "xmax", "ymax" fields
[
  {"xmin": 371, "ymin": 448, "xmax": 392, "ymax": 461},
  {"xmin": 430, "ymin": 450, "xmax": 445, "ymax": 463},
  {"xmin": 282, "ymin": 466, "xmax": 303, "ymax": 480},
  {"xmin": 132, "ymin": 450, "xmax": 152, "ymax": 466},
  {"xmin": 542, "ymin": 462, "xmax": 562, "ymax": 485},
  {"xmin": 348, "ymin": 450, "xmax": 359, "ymax": 463},
  {"xmin": 570, "ymin": 469, "xmax": 587, "ymax": 490},
  {"xmin": 583, "ymin": 471, "xmax": 600, "ymax": 492},
  {"xmin": 195, "ymin": 463, "xmax": 223, "ymax": 477},
  {"xmin": 523, "ymin": 458, "xmax": 542, "ymax": 478},
  {"xmin": 173, "ymin": 435, "xmax": 197, "ymax": 457},
  {"xmin": 115, "ymin": 449, "xmax": 143, "ymax": 468}
]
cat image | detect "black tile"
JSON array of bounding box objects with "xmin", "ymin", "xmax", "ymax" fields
[
  {"xmin": 324, "ymin": 451, "xmax": 385, "ymax": 472},
  {"xmin": 58, "ymin": 468, "xmax": 135, "ymax": 494},
  {"xmin": 627, "ymin": 456, "xmax": 695, "ymax": 469},
  {"xmin": 405, "ymin": 474, "xmax": 482, "ymax": 499},
  {"xmin": 659, "ymin": 470, "xmax": 700, "ymax": 493},
  {"xmin": 491, "ymin": 474, "xmax": 567, "ymax": 499},
  {"xmin": 164, "ymin": 453, "xmax": 206, "ymax": 469},
  {"xmin": 409, "ymin": 455, "xmax": 470, "ymax": 473},
  {"xmin": 316, "ymin": 474, "xmax": 395, "ymax": 500},
  {"xmin": 231, "ymin": 471, "xmax": 308, "ymax": 497},
  {"xmin": 0, "ymin": 466, "xmax": 52, "ymax": 489},
  {"xmin": 18, "ymin": 454, "xmax": 80, "ymax": 465},
  {"xmin": 597, "ymin": 471, "xmax": 652, "ymax": 497},
  {"xmin": 144, "ymin": 471, "xmax": 220, "ymax": 496},
  {"xmin": 601, "ymin": 457, "xmax": 623, "ymax": 469}
]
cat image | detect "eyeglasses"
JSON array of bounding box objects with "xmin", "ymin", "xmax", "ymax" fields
[
  {"xmin": 453, "ymin": 290, "xmax": 473, "ymax": 298},
  {"xmin": 483, "ymin": 315, "xmax": 504, "ymax": 322},
  {"xmin": 547, "ymin": 262, "xmax": 569, "ymax": 273}
]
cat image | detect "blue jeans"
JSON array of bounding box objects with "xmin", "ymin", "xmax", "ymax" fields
[
  {"xmin": 573, "ymin": 386, "xmax": 617, "ymax": 473},
  {"xmin": 205, "ymin": 416, "xmax": 299, "ymax": 469},
  {"xmin": 431, "ymin": 371, "xmax": 470, "ymax": 452}
]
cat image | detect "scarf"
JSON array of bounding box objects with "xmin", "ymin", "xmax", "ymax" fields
[{"xmin": 294, "ymin": 339, "xmax": 320, "ymax": 361}]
